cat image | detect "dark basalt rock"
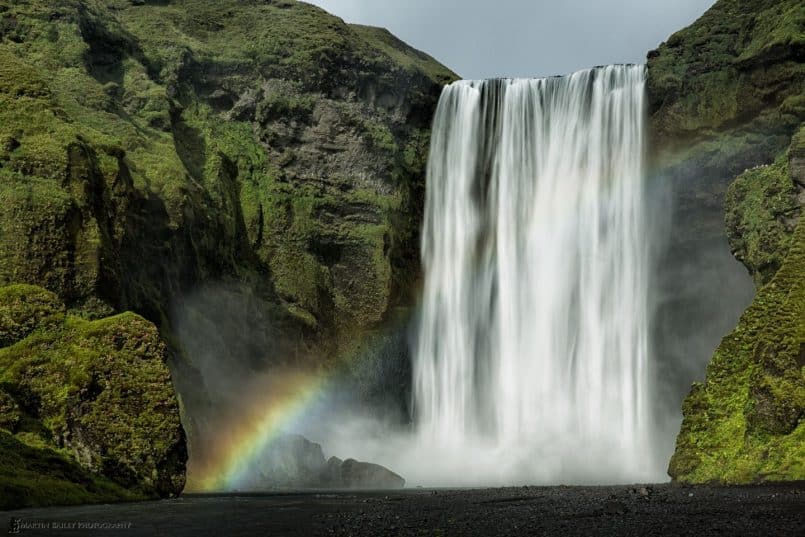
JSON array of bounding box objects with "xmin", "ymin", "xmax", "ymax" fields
[
  {"xmin": 242, "ymin": 434, "xmax": 405, "ymax": 491},
  {"xmin": 339, "ymin": 458, "xmax": 406, "ymax": 490}
]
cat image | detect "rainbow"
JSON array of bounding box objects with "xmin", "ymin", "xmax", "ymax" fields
[
  {"xmin": 185, "ymin": 308, "xmax": 417, "ymax": 493},
  {"xmin": 189, "ymin": 370, "xmax": 331, "ymax": 492}
]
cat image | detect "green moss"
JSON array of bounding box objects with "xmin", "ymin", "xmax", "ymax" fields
[
  {"xmin": 647, "ymin": 0, "xmax": 804, "ymax": 172},
  {"xmin": 0, "ymin": 285, "xmax": 65, "ymax": 347},
  {"xmin": 0, "ymin": 285, "xmax": 186, "ymax": 499},
  {"xmin": 363, "ymin": 121, "xmax": 398, "ymax": 155},
  {"xmin": 0, "ymin": 430, "xmax": 142, "ymax": 510},
  {"xmin": 0, "ymin": 388, "xmax": 21, "ymax": 432},
  {"xmin": 256, "ymin": 88, "xmax": 317, "ymax": 124},
  {"xmin": 669, "ymin": 125, "xmax": 804, "ymax": 484},
  {"xmin": 735, "ymin": 2, "xmax": 805, "ymax": 64},
  {"xmin": 791, "ymin": 124, "xmax": 805, "ymax": 158},
  {"xmin": 725, "ymin": 152, "xmax": 801, "ymax": 286}
]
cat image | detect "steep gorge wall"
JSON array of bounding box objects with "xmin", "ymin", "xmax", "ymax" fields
[
  {"xmin": 647, "ymin": 0, "xmax": 804, "ymax": 482},
  {"xmin": 0, "ymin": 0, "xmax": 456, "ymax": 506}
]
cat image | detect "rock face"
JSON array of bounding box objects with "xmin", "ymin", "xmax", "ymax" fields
[
  {"xmin": 0, "ymin": 0, "xmax": 455, "ymax": 342},
  {"xmin": 241, "ymin": 434, "xmax": 405, "ymax": 491},
  {"xmin": 0, "ymin": 0, "xmax": 454, "ymax": 503},
  {"xmin": 667, "ymin": 130, "xmax": 804, "ymax": 483},
  {"xmin": 0, "ymin": 284, "xmax": 186, "ymax": 508},
  {"xmin": 646, "ymin": 0, "xmax": 805, "ymax": 425},
  {"xmin": 249, "ymin": 435, "xmax": 329, "ymax": 489},
  {"xmin": 649, "ymin": 0, "xmax": 805, "ymax": 483},
  {"xmin": 648, "ymin": 0, "xmax": 803, "ymax": 193},
  {"xmin": 339, "ymin": 458, "xmax": 406, "ymax": 490}
]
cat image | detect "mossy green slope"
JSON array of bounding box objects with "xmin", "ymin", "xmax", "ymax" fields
[
  {"xmin": 0, "ymin": 284, "xmax": 186, "ymax": 509},
  {"xmin": 668, "ymin": 130, "xmax": 804, "ymax": 483},
  {"xmin": 0, "ymin": 0, "xmax": 456, "ymax": 503},
  {"xmin": 0, "ymin": 430, "xmax": 141, "ymax": 510},
  {"xmin": 649, "ymin": 0, "xmax": 805, "ymax": 484},
  {"xmin": 0, "ymin": 0, "xmax": 455, "ymax": 337}
]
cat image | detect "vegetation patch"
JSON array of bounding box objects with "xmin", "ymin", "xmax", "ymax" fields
[
  {"xmin": 726, "ymin": 152, "xmax": 801, "ymax": 286},
  {"xmin": 0, "ymin": 285, "xmax": 185, "ymax": 507},
  {"xmin": 669, "ymin": 135, "xmax": 805, "ymax": 484}
]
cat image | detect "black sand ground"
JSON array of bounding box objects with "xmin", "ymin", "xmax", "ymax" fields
[{"xmin": 3, "ymin": 483, "xmax": 803, "ymax": 536}]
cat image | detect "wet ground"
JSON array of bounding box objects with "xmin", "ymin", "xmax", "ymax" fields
[{"xmin": 2, "ymin": 483, "xmax": 803, "ymax": 536}]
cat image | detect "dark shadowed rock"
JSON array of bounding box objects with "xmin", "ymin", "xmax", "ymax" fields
[
  {"xmin": 247, "ymin": 435, "xmax": 327, "ymax": 490},
  {"xmin": 321, "ymin": 456, "xmax": 345, "ymax": 487},
  {"xmin": 340, "ymin": 459, "xmax": 405, "ymax": 489},
  {"xmin": 243, "ymin": 435, "xmax": 404, "ymax": 490}
]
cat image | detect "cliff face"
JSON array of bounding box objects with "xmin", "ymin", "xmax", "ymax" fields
[
  {"xmin": 648, "ymin": 0, "xmax": 804, "ymax": 483},
  {"xmin": 0, "ymin": 0, "xmax": 455, "ymax": 505},
  {"xmin": 668, "ymin": 130, "xmax": 804, "ymax": 483},
  {"xmin": 0, "ymin": 284, "xmax": 185, "ymax": 507},
  {"xmin": 648, "ymin": 0, "xmax": 803, "ymax": 194},
  {"xmin": 0, "ymin": 0, "xmax": 455, "ymax": 337}
]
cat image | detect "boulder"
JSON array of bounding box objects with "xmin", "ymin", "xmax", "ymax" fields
[
  {"xmin": 244, "ymin": 434, "xmax": 405, "ymax": 490},
  {"xmin": 339, "ymin": 458, "xmax": 406, "ymax": 490},
  {"xmin": 250, "ymin": 435, "xmax": 327, "ymax": 489},
  {"xmin": 0, "ymin": 285, "xmax": 187, "ymax": 500}
]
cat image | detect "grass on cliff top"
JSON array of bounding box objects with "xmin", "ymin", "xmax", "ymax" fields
[
  {"xmin": 349, "ymin": 24, "xmax": 457, "ymax": 84},
  {"xmin": 736, "ymin": 1, "xmax": 805, "ymax": 64},
  {"xmin": 110, "ymin": 0, "xmax": 456, "ymax": 88}
]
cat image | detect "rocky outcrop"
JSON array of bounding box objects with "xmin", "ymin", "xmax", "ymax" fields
[
  {"xmin": 725, "ymin": 131, "xmax": 803, "ymax": 287},
  {"xmin": 241, "ymin": 434, "xmax": 405, "ymax": 490},
  {"xmin": 668, "ymin": 129, "xmax": 804, "ymax": 483},
  {"xmin": 648, "ymin": 0, "xmax": 803, "ymax": 198},
  {"xmin": 338, "ymin": 458, "xmax": 406, "ymax": 490},
  {"xmin": 645, "ymin": 0, "xmax": 804, "ymax": 444},
  {"xmin": 649, "ymin": 0, "xmax": 805, "ymax": 483},
  {"xmin": 0, "ymin": 285, "xmax": 186, "ymax": 508},
  {"xmin": 0, "ymin": 0, "xmax": 455, "ymax": 337},
  {"xmin": 0, "ymin": 0, "xmax": 454, "ymax": 503}
]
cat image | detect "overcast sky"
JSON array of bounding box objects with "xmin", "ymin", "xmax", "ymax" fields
[{"xmin": 307, "ymin": 0, "xmax": 716, "ymax": 80}]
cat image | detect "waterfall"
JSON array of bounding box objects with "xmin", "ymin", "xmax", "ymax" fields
[{"xmin": 413, "ymin": 65, "xmax": 659, "ymax": 484}]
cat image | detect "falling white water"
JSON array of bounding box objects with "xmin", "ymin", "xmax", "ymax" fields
[{"xmin": 412, "ymin": 65, "xmax": 660, "ymax": 485}]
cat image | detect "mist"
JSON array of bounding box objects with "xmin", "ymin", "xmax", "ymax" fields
[{"xmin": 166, "ymin": 66, "xmax": 755, "ymax": 490}]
